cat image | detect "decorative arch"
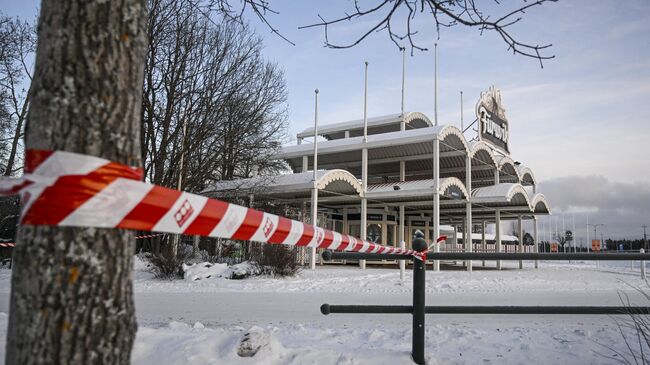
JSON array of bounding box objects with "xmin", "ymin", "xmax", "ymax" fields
[
  {"xmin": 439, "ymin": 177, "xmax": 469, "ymax": 200},
  {"xmin": 530, "ymin": 193, "xmax": 551, "ymax": 214},
  {"xmin": 436, "ymin": 124, "xmax": 470, "ymax": 154},
  {"xmin": 497, "ymin": 156, "xmax": 521, "ymax": 183},
  {"xmin": 315, "ymin": 169, "xmax": 363, "ymax": 195},
  {"xmin": 472, "ymin": 183, "xmax": 532, "ymax": 207},
  {"xmin": 518, "ymin": 165, "xmax": 536, "ymax": 186},
  {"xmin": 403, "ymin": 111, "xmax": 433, "ymax": 128}
]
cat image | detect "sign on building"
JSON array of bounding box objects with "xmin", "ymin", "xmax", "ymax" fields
[
  {"xmin": 592, "ymin": 239, "xmax": 601, "ymax": 252},
  {"xmin": 476, "ymin": 86, "xmax": 510, "ymax": 154}
]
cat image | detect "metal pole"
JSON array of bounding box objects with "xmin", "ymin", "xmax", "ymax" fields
[
  {"xmin": 434, "ymin": 43, "xmax": 438, "ymax": 126},
  {"xmin": 641, "ymin": 248, "xmax": 647, "ymax": 280},
  {"xmin": 481, "ymin": 220, "xmax": 486, "ymax": 267},
  {"xmin": 310, "ymin": 89, "xmax": 319, "ymax": 270},
  {"xmin": 496, "ymin": 209, "xmax": 502, "ymax": 270},
  {"xmin": 361, "ymin": 148, "xmax": 368, "ymax": 270},
  {"xmin": 518, "ymin": 215, "xmax": 523, "ymax": 269},
  {"xmin": 460, "ymin": 91, "xmax": 464, "ymax": 131},
  {"xmin": 412, "ymin": 256, "xmax": 425, "ymax": 365},
  {"xmin": 399, "ymin": 160, "xmax": 406, "ymax": 282},
  {"xmin": 363, "ymin": 61, "xmax": 368, "ymax": 142},
  {"xmin": 401, "ymin": 48, "xmax": 406, "ymax": 120},
  {"xmin": 587, "ymin": 215, "xmax": 590, "ymax": 253},
  {"xmin": 534, "ymin": 216, "xmax": 539, "ymax": 269},
  {"xmin": 432, "ymin": 138, "xmax": 440, "ymax": 271},
  {"xmin": 465, "ymin": 152, "xmax": 472, "ymax": 272}
]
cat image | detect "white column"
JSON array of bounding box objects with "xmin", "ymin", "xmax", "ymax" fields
[
  {"xmin": 534, "ymin": 216, "xmax": 539, "ymax": 269},
  {"xmin": 432, "ymin": 138, "xmax": 440, "ymax": 271},
  {"xmin": 302, "ymin": 156, "xmax": 308, "ymax": 173},
  {"xmin": 310, "ymin": 89, "xmax": 319, "ymax": 271},
  {"xmin": 481, "ymin": 220, "xmax": 486, "ymax": 267},
  {"xmin": 360, "ymin": 147, "xmax": 368, "ymax": 269},
  {"xmin": 399, "ymin": 159, "xmax": 406, "ymax": 282},
  {"xmin": 496, "ymin": 209, "xmax": 502, "ymax": 270},
  {"xmin": 310, "ymin": 187, "xmax": 318, "ymax": 270},
  {"xmin": 494, "ymin": 168, "xmax": 500, "ymax": 184},
  {"xmin": 518, "ymin": 215, "xmax": 523, "ymax": 269},
  {"xmin": 399, "ymin": 205, "xmax": 406, "ymax": 282},
  {"xmin": 465, "ymin": 153, "xmax": 472, "ymax": 272}
]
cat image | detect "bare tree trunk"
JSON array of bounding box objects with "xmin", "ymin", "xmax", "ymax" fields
[{"xmin": 5, "ymin": 0, "xmax": 147, "ymax": 364}]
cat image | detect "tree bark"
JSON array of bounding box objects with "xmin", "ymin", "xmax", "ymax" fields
[{"xmin": 6, "ymin": 0, "xmax": 147, "ymax": 364}]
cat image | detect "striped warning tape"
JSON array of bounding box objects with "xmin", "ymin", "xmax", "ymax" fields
[
  {"xmin": 0, "ymin": 243, "xmax": 15, "ymax": 248},
  {"xmin": 0, "ymin": 150, "xmax": 422, "ymax": 257}
]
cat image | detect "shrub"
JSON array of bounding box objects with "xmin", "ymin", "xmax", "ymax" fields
[
  {"xmin": 147, "ymin": 245, "xmax": 192, "ymax": 279},
  {"xmin": 256, "ymin": 244, "xmax": 300, "ymax": 277}
]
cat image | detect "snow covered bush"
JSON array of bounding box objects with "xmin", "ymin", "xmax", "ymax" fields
[{"xmin": 182, "ymin": 261, "xmax": 261, "ymax": 281}]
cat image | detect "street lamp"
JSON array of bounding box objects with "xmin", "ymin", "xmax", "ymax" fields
[{"xmin": 587, "ymin": 223, "xmax": 604, "ymax": 251}]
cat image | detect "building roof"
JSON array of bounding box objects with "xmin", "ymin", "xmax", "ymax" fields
[
  {"xmin": 296, "ymin": 112, "xmax": 432, "ymax": 140},
  {"xmin": 204, "ymin": 169, "xmax": 362, "ymax": 200}
]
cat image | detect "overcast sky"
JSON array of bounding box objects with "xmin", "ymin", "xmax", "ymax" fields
[{"xmin": 4, "ymin": 0, "xmax": 650, "ymax": 241}]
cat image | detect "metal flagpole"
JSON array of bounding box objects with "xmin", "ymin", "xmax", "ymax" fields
[
  {"xmin": 434, "ymin": 43, "xmax": 438, "ymax": 126},
  {"xmin": 361, "ymin": 62, "xmax": 369, "ymax": 269},
  {"xmin": 460, "ymin": 91, "xmax": 464, "ymax": 131},
  {"xmin": 310, "ymin": 89, "xmax": 319, "ymax": 270},
  {"xmin": 587, "ymin": 214, "xmax": 590, "ymax": 253},
  {"xmin": 364, "ymin": 61, "xmax": 369, "ymax": 142},
  {"xmin": 572, "ymin": 215, "xmax": 576, "ymax": 253},
  {"xmin": 401, "ymin": 48, "xmax": 406, "ymax": 120}
]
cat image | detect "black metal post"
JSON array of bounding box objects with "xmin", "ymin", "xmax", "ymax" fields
[{"xmin": 412, "ymin": 257, "xmax": 425, "ymax": 365}]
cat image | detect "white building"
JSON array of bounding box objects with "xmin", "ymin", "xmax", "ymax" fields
[{"xmin": 205, "ymin": 87, "xmax": 550, "ymax": 271}]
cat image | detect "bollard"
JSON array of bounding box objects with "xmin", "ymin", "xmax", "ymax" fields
[
  {"xmin": 411, "ymin": 237, "xmax": 427, "ymax": 365},
  {"xmin": 642, "ymin": 249, "xmax": 647, "ymax": 280}
]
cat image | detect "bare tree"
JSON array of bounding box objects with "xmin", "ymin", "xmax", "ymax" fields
[
  {"xmin": 5, "ymin": 0, "xmax": 147, "ymax": 363},
  {"xmin": 0, "ymin": 14, "xmax": 35, "ymax": 176},
  {"xmin": 141, "ymin": 0, "xmax": 287, "ymax": 192},
  {"xmin": 300, "ymin": 0, "xmax": 557, "ymax": 66}
]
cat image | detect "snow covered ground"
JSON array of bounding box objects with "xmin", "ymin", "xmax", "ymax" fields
[{"xmin": 0, "ymin": 259, "xmax": 648, "ymax": 364}]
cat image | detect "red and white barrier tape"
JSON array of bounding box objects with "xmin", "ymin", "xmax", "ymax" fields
[
  {"xmin": 0, "ymin": 243, "xmax": 14, "ymax": 248},
  {"xmin": 0, "ymin": 150, "xmax": 422, "ymax": 257}
]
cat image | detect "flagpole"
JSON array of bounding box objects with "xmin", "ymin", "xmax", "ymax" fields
[
  {"xmin": 434, "ymin": 43, "xmax": 438, "ymax": 126},
  {"xmin": 364, "ymin": 61, "xmax": 369, "ymax": 142}
]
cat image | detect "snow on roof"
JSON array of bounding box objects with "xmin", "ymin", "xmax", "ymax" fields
[
  {"xmin": 530, "ymin": 193, "xmax": 551, "ymax": 214},
  {"xmin": 279, "ymin": 123, "xmax": 469, "ymax": 160},
  {"xmin": 367, "ymin": 177, "xmax": 468, "ymax": 200},
  {"xmin": 203, "ymin": 169, "xmax": 362, "ymax": 195},
  {"xmin": 296, "ymin": 112, "xmax": 432, "ymax": 139},
  {"xmin": 471, "ymin": 183, "xmax": 531, "ymax": 207}
]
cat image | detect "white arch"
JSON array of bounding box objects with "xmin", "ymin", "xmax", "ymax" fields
[
  {"xmin": 469, "ymin": 141, "xmax": 498, "ymax": 167},
  {"xmin": 496, "ymin": 155, "xmax": 521, "ymax": 183},
  {"xmin": 472, "ymin": 183, "xmax": 532, "ymax": 207},
  {"xmin": 435, "ymin": 124, "xmax": 470, "ymax": 154},
  {"xmin": 530, "ymin": 193, "xmax": 551, "ymax": 214},
  {"xmin": 315, "ymin": 169, "xmax": 363, "ymax": 195},
  {"xmin": 439, "ymin": 177, "xmax": 469, "ymax": 200},
  {"xmin": 517, "ymin": 165, "xmax": 536, "ymax": 186},
  {"xmin": 403, "ymin": 111, "xmax": 434, "ymax": 128}
]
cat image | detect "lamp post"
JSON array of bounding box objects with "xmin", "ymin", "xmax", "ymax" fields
[{"xmin": 587, "ymin": 223, "xmax": 604, "ymax": 250}]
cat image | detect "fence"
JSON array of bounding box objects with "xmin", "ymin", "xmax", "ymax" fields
[{"xmin": 321, "ymin": 248, "xmax": 650, "ymax": 365}]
